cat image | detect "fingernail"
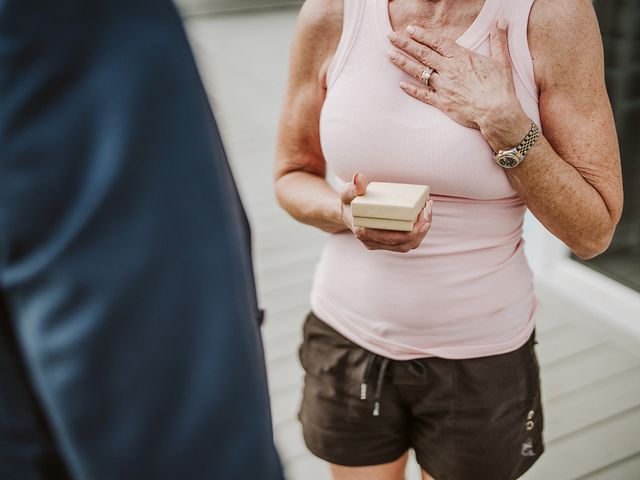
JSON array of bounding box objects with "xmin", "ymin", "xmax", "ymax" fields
[
  {"xmin": 424, "ymin": 201, "xmax": 433, "ymax": 218},
  {"xmin": 387, "ymin": 50, "xmax": 397, "ymax": 60},
  {"xmin": 406, "ymin": 25, "xmax": 416, "ymax": 35},
  {"xmin": 497, "ymin": 16, "xmax": 508, "ymax": 30},
  {"xmin": 387, "ymin": 31, "xmax": 399, "ymax": 42},
  {"xmin": 353, "ymin": 173, "xmax": 360, "ymax": 186},
  {"xmin": 400, "ymin": 81, "xmax": 409, "ymax": 90}
]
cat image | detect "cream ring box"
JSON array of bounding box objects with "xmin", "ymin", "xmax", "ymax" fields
[{"xmin": 351, "ymin": 182, "xmax": 430, "ymax": 232}]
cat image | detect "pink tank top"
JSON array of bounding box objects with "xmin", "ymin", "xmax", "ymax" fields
[{"xmin": 310, "ymin": 0, "xmax": 542, "ymax": 360}]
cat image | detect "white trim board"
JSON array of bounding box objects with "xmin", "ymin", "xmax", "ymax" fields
[
  {"xmin": 537, "ymin": 257, "xmax": 640, "ymax": 342},
  {"xmin": 523, "ymin": 210, "xmax": 570, "ymax": 276},
  {"xmin": 524, "ymin": 209, "xmax": 640, "ymax": 341}
]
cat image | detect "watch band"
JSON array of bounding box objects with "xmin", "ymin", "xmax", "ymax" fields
[{"xmin": 517, "ymin": 121, "xmax": 541, "ymax": 158}]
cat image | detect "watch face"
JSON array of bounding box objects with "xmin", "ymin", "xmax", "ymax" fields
[{"xmin": 498, "ymin": 153, "xmax": 520, "ymax": 168}]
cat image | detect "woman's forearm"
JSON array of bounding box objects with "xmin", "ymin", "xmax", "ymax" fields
[
  {"xmin": 479, "ymin": 107, "xmax": 615, "ymax": 260},
  {"xmin": 275, "ymin": 171, "xmax": 347, "ymax": 234}
]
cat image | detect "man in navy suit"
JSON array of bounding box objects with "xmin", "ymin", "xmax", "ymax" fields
[{"xmin": 0, "ymin": 0, "xmax": 284, "ymax": 478}]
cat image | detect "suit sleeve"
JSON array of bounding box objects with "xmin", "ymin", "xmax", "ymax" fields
[{"xmin": 0, "ymin": 1, "xmax": 283, "ymax": 479}]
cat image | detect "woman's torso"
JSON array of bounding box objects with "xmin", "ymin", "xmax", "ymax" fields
[{"xmin": 310, "ymin": 0, "xmax": 542, "ymax": 360}]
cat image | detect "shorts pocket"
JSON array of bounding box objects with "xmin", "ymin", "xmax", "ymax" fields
[
  {"xmin": 298, "ymin": 311, "xmax": 356, "ymax": 387},
  {"xmin": 298, "ymin": 312, "xmax": 376, "ymax": 426}
]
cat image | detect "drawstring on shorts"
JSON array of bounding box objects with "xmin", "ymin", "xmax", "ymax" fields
[
  {"xmin": 360, "ymin": 352, "xmax": 390, "ymax": 416},
  {"xmin": 360, "ymin": 352, "xmax": 427, "ymax": 416}
]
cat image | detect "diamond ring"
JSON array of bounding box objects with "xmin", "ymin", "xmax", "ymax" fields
[{"xmin": 421, "ymin": 67, "xmax": 434, "ymax": 86}]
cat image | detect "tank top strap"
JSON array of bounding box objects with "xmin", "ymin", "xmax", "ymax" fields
[
  {"xmin": 504, "ymin": 0, "xmax": 540, "ymax": 103},
  {"xmin": 457, "ymin": 0, "xmax": 510, "ymax": 51},
  {"xmin": 326, "ymin": 0, "xmax": 366, "ymax": 90}
]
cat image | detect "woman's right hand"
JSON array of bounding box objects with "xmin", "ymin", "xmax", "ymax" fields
[{"xmin": 339, "ymin": 173, "xmax": 434, "ymax": 253}]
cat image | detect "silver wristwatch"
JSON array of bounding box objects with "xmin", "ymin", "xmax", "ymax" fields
[{"xmin": 493, "ymin": 121, "xmax": 541, "ymax": 169}]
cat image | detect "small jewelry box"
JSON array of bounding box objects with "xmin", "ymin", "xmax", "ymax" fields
[{"xmin": 351, "ymin": 182, "xmax": 430, "ymax": 232}]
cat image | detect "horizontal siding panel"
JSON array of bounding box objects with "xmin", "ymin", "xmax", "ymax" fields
[
  {"xmin": 527, "ymin": 406, "xmax": 640, "ymax": 479},
  {"xmin": 578, "ymin": 453, "xmax": 640, "ymax": 480}
]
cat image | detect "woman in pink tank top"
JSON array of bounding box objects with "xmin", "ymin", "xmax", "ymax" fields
[{"xmin": 274, "ymin": 0, "xmax": 623, "ymax": 478}]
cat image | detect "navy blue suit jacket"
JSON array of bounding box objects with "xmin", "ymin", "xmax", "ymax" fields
[{"xmin": 0, "ymin": 1, "xmax": 283, "ymax": 479}]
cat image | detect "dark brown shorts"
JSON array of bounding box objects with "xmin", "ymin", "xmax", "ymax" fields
[{"xmin": 298, "ymin": 311, "xmax": 545, "ymax": 480}]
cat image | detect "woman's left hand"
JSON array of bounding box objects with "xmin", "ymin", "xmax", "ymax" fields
[{"xmin": 387, "ymin": 19, "xmax": 520, "ymax": 130}]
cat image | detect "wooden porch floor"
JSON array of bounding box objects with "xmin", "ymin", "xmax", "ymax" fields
[{"xmin": 185, "ymin": 8, "xmax": 640, "ymax": 479}]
